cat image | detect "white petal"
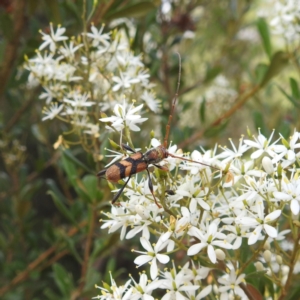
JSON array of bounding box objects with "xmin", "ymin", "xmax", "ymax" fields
[
  {"xmin": 187, "ymin": 243, "xmax": 207, "ymax": 256},
  {"xmin": 265, "ymin": 210, "xmax": 281, "ymax": 222},
  {"xmin": 140, "ymin": 237, "xmax": 153, "ymax": 252},
  {"xmin": 291, "ymin": 199, "xmax": 300, "ymax": 215},
  {"xmin": 150, "ymin": 258, "xmax": 158, "ymax": 280},
  {"xmin": 244, "ymin": 140, "xmax": 259, "ymax": 147},
  {"xmin": 264, "ymin": 224, "xmax": 278, "ymax": 238},
  {"xmin": 197, "ymin": 198, "xmax": 210, "ymax": 210},
  {"xmin": 167, "ymin": 240, "xmax": 175, "ymax": 252},
  {"xmin": 232, "ymin": 237, "xmax": 242, "ymax": 249},
  {"xmin": 273, "ymin": 192, "xmax": 291, "ymax": 201},
  {"xmin": 207, "ymin": 244, "xmax": 216, "ymax": 263},
  {"xmin": 248, "ymin": 226, "xmax": 262, "ymax": 245},
  {"xmin": 212, "ymin": 240, "xmax": 232, "ymax": 249},
  {"xmin": 197, "ymin": 285, "xmax": 212, "ymax": 299},
  {"xmin": 156, "ymin": 253, "xmax": 170, "ymax": 264},
  {"xmin": 251, "ymin": 149, "xmax": 264, "ymax": 159},
  {"xmin": 134, "ymin": 255, "xmax": 152, "ymax": 266}
]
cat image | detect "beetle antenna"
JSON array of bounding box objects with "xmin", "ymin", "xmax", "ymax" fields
[
  {"xmin": 164, "ymin": 52, "xmax": 181, "ymax": 148},
  {"xmin": 168, "ymin": 153, "xmax": 221, "ymax": 171}
]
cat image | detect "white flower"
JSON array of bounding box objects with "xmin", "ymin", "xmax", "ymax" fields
[
  {"xmin": 86, "ymin": 24, "xmax": 111, "ymax": 48},
  {"xmin": 63, "ymin": 92, "xmax": 95, "ymax": 107},
  {"xmin": 272, "ymin": 131, "xmax": 300, "ymax": 167},
  {"xmin": 58, "ymin": 41, "xmax": 83, "ymax": 60},
  {"xmin": 101, "ymin": 206, "xmax": 133, "ymax": 240},
  {"xmin": 83, "ymin": 123, "xmax": 100, "ymax": 137},
  {"xmin": 187, "ymin": 221, "xmax": 232, "ymax": 263},
  {"xmin": 141, "ymin": 90, "xmax": 160, "ymax": 113},
  {"xmin": 133, "ymin": 236, "xmax": 170, "ymax": 280},
  {"xmin": 270, "ymin": 0, "xmax": 300, "ymax": 42},
  {"xmin": 159, "ymin": 262, "xmax": 199, "ymax": 300},
  {"xmin": 217, "ymin": 136, "xmax": 250, "ymax": 163},
  {"xmin": 39, "ymin": 23, "xmax": 68, "ymax": 52},
  {"xmin": 130, "ymin": 273, "xmax": 160, "ymax": 300},
  {"xmin": 94, "ymin": 277, "xmax": 132, "ymax": 300},
  {"xmin": 244, "ymin": 129, "xmax": 284, "ymax": 159},
  {"xmin": 112, "ymin": 71, "xmax": 139, "ymax": 92},
  {"xmin": 236, "ymin": 203, "xmax": 281, "ymax": 245},
  {"xmin": 42, "ymin": 103, "xmax": 64, "ymax": 121},
  {"xmin": 100, "ymin": 102, "xmax": 147, "ymax": 132},
  {"xmin": 273, "ymin": 177, "xmax": 300, "ymax": 215},
  {"xmin": 176, "ymin": 177, "xmax": 210, "ymax": 211},
  {"xmin": 218, "ymin": 268, "xmax": 246, "ymax": 299}
]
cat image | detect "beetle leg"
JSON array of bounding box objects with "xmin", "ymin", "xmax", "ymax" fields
[
  {"xmin": 154, "ymin": 164, "xmax": 169, "ymax": 171},
  {"xmin": 97, "ymin": 169, "xmax": 107, "ymax": 177},
  {"xmin": 121, "ymin": 143, "xmax": 136, "ymax": 153},
  {"xmin": 111, "ymin": 176, "xmax": 131, "ymax": 204},
  {"xmin": 146, "ymin": 168, "xmax": 162, "ymax": 208}
]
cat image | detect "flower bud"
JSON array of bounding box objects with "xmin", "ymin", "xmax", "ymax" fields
[
  {"xmin": 277, "ymin": 163, "xmax": 283, "ymax": 179},
  {"xmin": 215, "ymin": 249, "xmax": 226, "ymax": 260},
  {"xmin": 150, "ymin": 130, "xmax": 155, "ymax": 139},
  {"xmin": 281, "ymin": 137, "xmax": 290, "ymax": 148},
  {"xmin": 276, "ymin": 255, "xmax": 282, "ymax": 265},
  {"xmin": 282, "ymin": 265, "xmax": 290, "ymax": 275},
  {"xmin": 262, "ymin": 156, "xmax": 274, "ymax": 174},
  {"xmin": 254, "ymin": 261, "xmax": 264, "ymax": 271},
  {"xmin": 108, "ymin": 181, "xmax": 115, "ymax": 190},
  {"xmin": 263, "ymin": 250, "xmax": 272, "ymax": 263},
  {"xmin": 263, "ymin": 241, "xmax": 271, "ymax": 250},
  {"xmin": 109, "ymin": 139, "xmax": 120, "ymax": 150},
  {"xmin": 247, "ymin": 127, "xmax": 252, "ymax": 138}
]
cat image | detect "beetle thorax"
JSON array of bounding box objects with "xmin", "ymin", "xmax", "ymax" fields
[{"xmin": 144, "ymin": 145, "xmax": 168, "ymax": 164}]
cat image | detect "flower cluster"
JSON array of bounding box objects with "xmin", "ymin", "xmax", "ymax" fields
[
  {"xmin": 269, "ymin": 0, "xmax": 300, "ymax": 43},
  {"xmin": 24, "ymin": 23, "xmax": 159, "ymax": 147},
  {"xmin": 97, "ymin": 113, "xmax": 300, "ymax": 299}
]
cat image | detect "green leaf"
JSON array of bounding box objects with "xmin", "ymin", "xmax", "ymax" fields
[
  {"xmin": 52, "ymin": 264, "xmax": 74, "ymax": 298},
  {"xmin": 278, "ymin": 120, "xmax": 291, "ymax": 138},
  {"xmin": 46, "ymin": 179, "xmax": 78, "ymax": 226},
  {"xmin": 106, "ymin": 2, "xmax": 156, "ymax": 19},
  {"xmin": 0, "ymin": 12, "xmax": 13, "ymax": 40},
  {"xmin": 203, "ymin": 66, "xmax": 222, "ymax": 83},
  {"xmin": 257, "ymin": 18, "xmax": 272, "ymax": 59},
  {"xmin": 254, "ymin": 63, "xmax": 268, "ymax": 85},
  {"xmin": 61, "ymin": 151, "xmax": 77, "ymax": 186},
  {"xmin": 204, "ymin": 120, "xmax": 229, "ymax": 138},
  {"xmin": 47, "ymin": 1, "xmax": 61, "ymax": 24},
  {"xmin": 289, "ymin": 77, "xmax": 300, "ymax": 99},
  {"xmin": 252, "ymin": 111, "xmax": 266, "ymax": 133},
  {"xmin": 63, "ymin": 0, "xmax": 82, "ymax": 21},
  {"xmin": 62, "ymin": 150, "xmax": 94, "ymax": 174},
  {"xmin": 64, "ymin": 236, "xmax": 83, "ymax": 263},
  {"xmin": 276, "ymin": 84, "xmax": 300, "ymax": 108},
  {"xmin": 200, "ymin": 97, "xmax": 206, "ymax": 123},
  {"xmin": 259, "ymin": 51, "xmax": 289, "ymax": 87},
  {"xmin": 82, "ymin": 174, "xmax": 102, "ymax": 202}
]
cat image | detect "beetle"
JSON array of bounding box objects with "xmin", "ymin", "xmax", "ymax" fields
[{"xmin": 98, "ymin": 53, "xmax": 219, "ymax": 207}]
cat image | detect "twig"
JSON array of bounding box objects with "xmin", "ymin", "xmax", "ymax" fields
[
  {"xmin": 4, "ymin": 92, "xmax": 37, "ymax": 133},
  {"xmin": 90, "ymin": 0, "xmax": 115, "ymax": 25},
  {"xmin": 178, "ymin": 85, "xmax": 261, "ymax": 149},
  {"xmin": 0, "ymin": 0, "xmax": 26, "ymax": 99},
  {"xmin": 0, "ymin": 221, "xmax": 87, "ymax": 296},
  {"xmin": 78, "ymin": 207, "xmax": 97, "ymax": 294}
]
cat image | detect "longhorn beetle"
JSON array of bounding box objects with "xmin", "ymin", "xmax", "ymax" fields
[{"xmin": 97, "ymin": 53, "xmax": 220, "ymax": 207}]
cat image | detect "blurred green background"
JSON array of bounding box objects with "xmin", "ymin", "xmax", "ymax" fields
[{"xmin": 1, "ymin": 0, "xmax": 299, "ymax": 299}]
